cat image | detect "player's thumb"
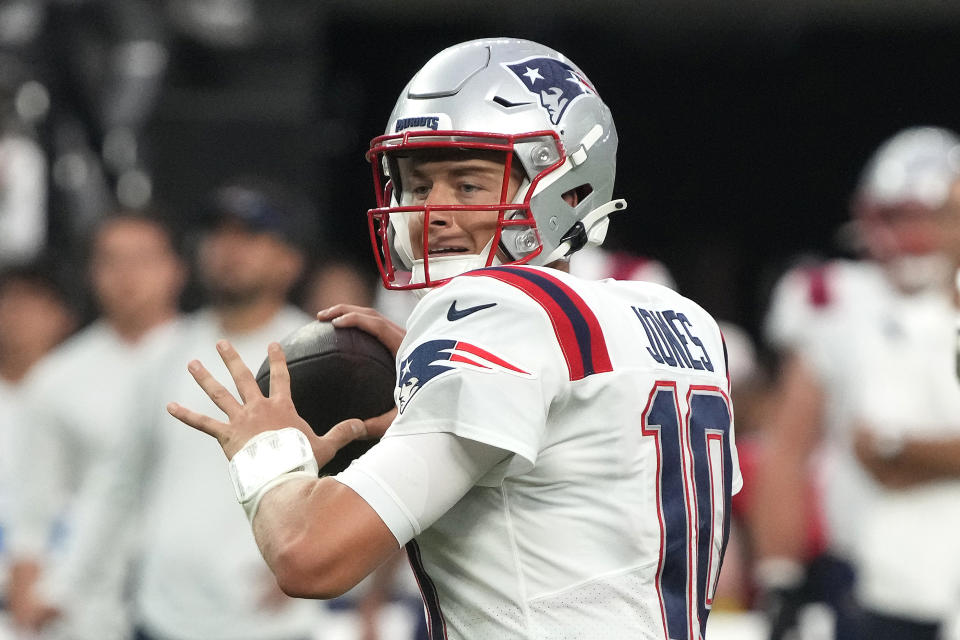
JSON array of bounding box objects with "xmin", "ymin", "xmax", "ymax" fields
[
  {"xmin": 313, "ymin": 419, "xmax": 366, "ymax": 465},
  {"xmin": 363, "ymin": 407, "xmax": 397, "ymax": 439}
]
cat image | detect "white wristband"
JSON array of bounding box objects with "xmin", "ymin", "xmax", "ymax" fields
[{"xmin": 228, "ymin": 428, "xmax": 319, "ymax": 522}]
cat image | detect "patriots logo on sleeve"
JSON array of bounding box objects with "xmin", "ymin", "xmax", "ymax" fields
[
  {"xmin": 504, "ymin": 57, "xmax": 596, "ymax": 125},
  {"xmin": 397, "ymin": 339, "xmax": 532, "ymax": 413}
]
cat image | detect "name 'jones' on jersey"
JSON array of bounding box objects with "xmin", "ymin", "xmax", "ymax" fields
[{"xmin": 633, "ymin": 306, "xmax": 714, "ymax": 371}]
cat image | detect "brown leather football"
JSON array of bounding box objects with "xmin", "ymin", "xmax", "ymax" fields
[{"xmin": 255, "ymin": 321, "xmax": 395, "ymax": 475}]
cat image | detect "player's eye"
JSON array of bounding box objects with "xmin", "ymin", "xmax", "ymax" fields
[
  {"xmin": 409, "ymin": 184, "xmax": 431, "ymax": 200},
  {"xmin": 458, "ymin": 178, "xmax": 497, "ymax": 197}
]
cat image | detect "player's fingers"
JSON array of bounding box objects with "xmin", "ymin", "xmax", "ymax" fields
[
  {"xmin": 167, "ymin": 401, "xmax": 228, "ymax": 440},
  {"xmin": 312, "ymin": 418, "xmax": 366, "ymax": 465},
  {"xmin": 266, "ymin": 342, "xmax": 291, "ymax": 400},
  {"xmin": 187, "ymin": 359, "xmax": 242, "ymax": 416},
  {"xmin": 217, "ymin": 340, "xmax": 261, "ymax": 403},
  {"xmin": 316, "ymin": 304, "xmax": 375, "ymax": 322},
  {"xmin": 330, "ymin": 311, "xmax": 406, "ymax": 356},
  {"xmin": 363, "ymin": 406, "xmax": 397, "ymax": 439}
]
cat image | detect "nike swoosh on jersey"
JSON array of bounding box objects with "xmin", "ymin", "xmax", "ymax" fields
[{"xmin": 446, "ymin": 301, "xmax": 498, "ymax": 321}]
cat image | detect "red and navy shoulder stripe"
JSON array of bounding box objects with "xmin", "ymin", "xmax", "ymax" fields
[{"xmin": 463, "ymin": 266, "xmax": 612, "ymax": 380}]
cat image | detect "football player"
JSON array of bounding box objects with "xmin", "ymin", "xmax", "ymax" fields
[
  {"xmin": 169, "ymin": 38, "xmax": 742, "ymax": 639},
  {"xmin": 753, "ymin": 126, "xmax": 960, "ymax": 640}
]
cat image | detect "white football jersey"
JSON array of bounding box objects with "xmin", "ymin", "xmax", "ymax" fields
[
  {"xmin": 765, "ymin": 259, "xmax": 960, "ymax": 619},
  {"xmin": 382, "ymin": 266, "xmax": 741, "ymax": 640}
]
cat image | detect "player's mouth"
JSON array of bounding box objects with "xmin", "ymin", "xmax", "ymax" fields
[{"xmin": 427, "ymin": 246, "xmax": 469, "ymax": 256}]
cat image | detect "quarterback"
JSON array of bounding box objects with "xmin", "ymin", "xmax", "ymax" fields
[{"xmin": 169, "ymin": 38, "xmax": 742, "ymax": 639}]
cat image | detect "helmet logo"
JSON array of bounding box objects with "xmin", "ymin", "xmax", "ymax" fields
[
  {"xmin": 504, "ymin": 57, "xmax": 595, "ymax": 125},
  {"xmin": 394, "ymin": 115, "xmax": 441, "ymax": 132}
]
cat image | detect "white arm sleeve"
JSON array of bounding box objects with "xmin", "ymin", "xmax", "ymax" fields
[{"xmin": 334, "ymin": 432, "xmax": 510, "ymax": 546}]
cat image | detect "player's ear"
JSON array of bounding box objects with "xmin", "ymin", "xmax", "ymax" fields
[{"xmin": 561, "ymin": 184, "xmax": 591, "ymax": 207}]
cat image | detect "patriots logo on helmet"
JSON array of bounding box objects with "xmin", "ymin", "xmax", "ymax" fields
[
  {"xmin": 504, "ymin": 57, "xmax": 596, "ymax": 125},
  {"xmin": 397, "ymin": 339, "xmax": 532, "ymax": 413}
]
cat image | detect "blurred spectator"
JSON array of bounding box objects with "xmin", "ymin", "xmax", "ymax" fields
[
  {"xmin": 5, "ymin": 211, "xmax": 185, "ymax": 640},
  {"xmin": 129, "ymin": 177, "xmax": 325, "ymax": 640},
  {"xmin": 301, "ymin": 256, "xmax": 377, "ymax": 315},
  {"xmin": 0, "ymin": 262, "xmax": 76, "ymax": 386},
  {"xmin": 752, "ymin": 126, "xmax": 960, "ymax": 640},
  {"xmin": 0, "ymin": 262, "xmax": 76, "ymax": 610}
]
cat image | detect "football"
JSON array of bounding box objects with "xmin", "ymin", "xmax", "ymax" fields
[{"xmin": 255, "ymin": 321, "xmax": 396, "ymax": 475}]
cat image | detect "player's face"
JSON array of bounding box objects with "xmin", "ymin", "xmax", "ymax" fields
[
  {"xmin": 91, "ymin": 218, "xmax": 184, "ymax": 324},
  {"xmin": 858, "ymin": 193, "xmax": 960, "ymax": 291},
  {"xmin": 859, "ymin": 204, "xmax": 943, "ymax": 262},
  {"xmin": 399, "ymin": 153, "xmax": 525, "ymax": 260}
]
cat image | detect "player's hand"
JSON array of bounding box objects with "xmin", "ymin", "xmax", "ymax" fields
[
  {"xmin": 167, "ymin": 340, "xmax": 365, "ymax": 462},
  {"xmin": 758, "ymin": 583, "xmax": 804, "ymax": 640},
  {"xmin": 852, "ymin": 425, "xmax": 915, "ymax": 488},
  {"xmin": 7, "ymin": 561, "xmax": 61, "ymax": 631},
  {"xmin": 317, "ymin": 304, "xmax": 406, "ymax": 356},
  {"xmin": 753, "ymin": 557, "xmax": 806, "ymax": 640},
  {"xmin": 336, "ymin": 406, "xmax": 397, "ymax": 442}
]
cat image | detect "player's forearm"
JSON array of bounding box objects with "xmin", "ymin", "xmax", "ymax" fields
[
  {"xmin": 252, "ymin": 475, "xmax": 395, "ymax": 599},
  {"xmin": 886, "ymin": 436, "xmax": 960, "ymax": 483},
  {"xmin": 751, "ymin": 353, "xmax": 823, "ymax": 560},
  {"xmin": 750, "ymin": 452, "xmax": 811, "ymax": 561}
]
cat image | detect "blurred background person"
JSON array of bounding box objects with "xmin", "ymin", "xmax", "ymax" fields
[
  {"xmin": 0, "ymin": 262, "xmax": 76, "ymax": 391},
  {"xmin": 129, "ymin": 177, "xmax": 327, "ymax": 640},
  {"xmin": 0, "ymin": 262, "xmax": 76, "ymax": 624},
  {"xmin": 301, "ymin": 255, "xmax": 377, "ymax": 315},
  {"xmin": 752, "ymin": 126, "xmax": 960, "ymax": 640},
  {"xmin": 5, "ymin": 211, "xmax": 186, "ymax": 640}
]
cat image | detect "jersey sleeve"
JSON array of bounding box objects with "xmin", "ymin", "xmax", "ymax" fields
[
  {"xmin": 336, "ymin": 432, "xmax": 511, "ymax": 545},
  {"xmin": 764, "ymin": 265, "xmax": 818, "ymax": 352},
  {"xmin": 385, "ymin": 273, "xmax": 570, "ymax": 479}
]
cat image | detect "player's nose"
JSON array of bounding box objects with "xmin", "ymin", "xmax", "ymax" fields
[{"xmin": 423, "ymin": 180, "xmax": 457, "ymax": 207}]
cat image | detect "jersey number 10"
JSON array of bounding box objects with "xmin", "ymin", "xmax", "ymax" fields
[{"xmin": 642, "ymin": 382, "xmax": 733, "ymax": 640}]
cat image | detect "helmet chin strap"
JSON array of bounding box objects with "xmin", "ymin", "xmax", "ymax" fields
[
  {"xmin": 540, "ymin": 198, "xmax": 628, "ymax": 265},
  {"xmin": 409, "ymin": 238, "xmax": 500, "ymax": 298},
  {"xmin": 406, "ymin": 197, "xmax": 628, "ymax": 293}
]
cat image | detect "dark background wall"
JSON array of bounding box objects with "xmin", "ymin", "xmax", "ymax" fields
[{"xmin": 141, "ymin": 1, "xmax": 960, "ymax": 338}]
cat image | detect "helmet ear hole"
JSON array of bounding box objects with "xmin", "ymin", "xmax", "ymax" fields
[{"xmin": 562, "ymin": 184, "xmax": 593, "ymax": 208}]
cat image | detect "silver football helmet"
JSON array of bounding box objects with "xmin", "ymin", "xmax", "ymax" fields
[
  {"xmin": 855, "ymin": 126, "xmax": 960, "ymax": 210},
  {"xmin": 366, "ymin": 37, "xmax": 625, "ymax": 290}
]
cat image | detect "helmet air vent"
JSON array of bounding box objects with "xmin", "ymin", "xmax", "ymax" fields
[{"xmin": 492, "ymin": 95, "xmax": 532, "ymax": 108}]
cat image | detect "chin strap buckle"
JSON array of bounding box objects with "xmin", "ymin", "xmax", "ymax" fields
[{"xmin": 558, "ymin": 198, "xmax": 628, "ymax": 257}]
